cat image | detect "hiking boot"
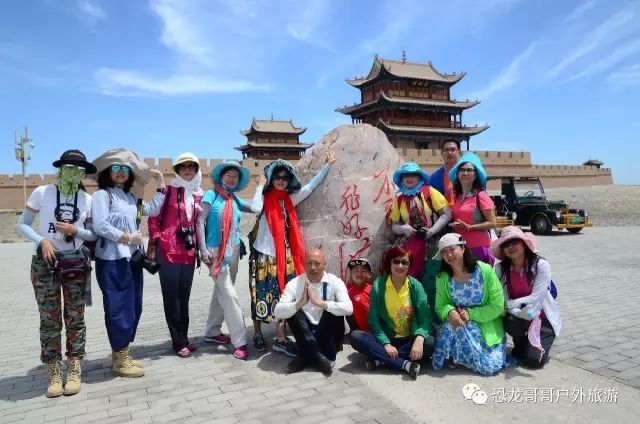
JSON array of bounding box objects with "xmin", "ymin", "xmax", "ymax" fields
[
  {"xmin": 253, "ymin": 333, "xmax": 267, "ymax": 352},
  {"xmin": 45, "ymin": 360, "xmax": 64, "ymax": 398},
  {"xmin": 287, "ymin": 356, "xmax": 308, "ymax": 373},
  {"xmin": 204, "ymin": 334, "xmax": 231, "ymax": 345},
  {"xmin": 233, "ymin": 345, "xmax": 249, "ymax": 361},
  {"xmin": 112, "ymin": 351, "xmax": 143, "ymax": 369},
  {"xmin": 273, "ymin": 337, "xmax": 298, "ymax": 357},
  {"xmin": 315, "ymin": 353, "xmax": 333, "ymax": 376},
  {"xmin": 112, "ymin": 347, "xmax": 144, "ymax": 378},
  {"xmin": 63, "ymin": 357, "xmax": 82, "ymax": 396}
]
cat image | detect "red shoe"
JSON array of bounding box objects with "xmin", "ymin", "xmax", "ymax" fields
[
  {"xmin": 186, "ymin": 343, "xmax": 198, "ymax": 352},
  {"xmin": 204, "ymin": 334, "xmax": 231, "ymax": 344},
  {"xmin": 233, "ymin": 346, "xmax": 248, "ymax": 360},
  {"xmin": 176, "ymin": 347, "xmax": 190, "ymax": 358}
]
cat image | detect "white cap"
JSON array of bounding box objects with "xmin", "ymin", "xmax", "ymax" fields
[{"xmin": 433, "ymin": 233, "xmax": 466, "ymax": 260}]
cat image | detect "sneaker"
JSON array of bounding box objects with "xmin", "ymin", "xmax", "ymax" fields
[
  {"xmin": 204, "ymin": 334, "xmax": 231, "ymax": 345},
  {"xmin": 364, "ymin": 358, "xmax": 377, "ymax": 371},
  {"xmin": 253, "ymin": 334, "xmax": 267, "ymax": 352},
  {"xmin": 287, "ymin": 356, "xmax": 308, "ymax": 373},
  {"xmin": 408, "ymin": 362, "xmax": 420, "ymax": 380},
  {"xmin": 315, "ymin": 353, "xmax": 334, "ymax": 376},
  {"xmin": 176, "ymin": 347, "xmax": 190, "ymax": 358},
  {"xmin": 233, "ymin": 345, "xmax": 249, "ymax": 360},
  {"xmin": 186, "ymin": 343, "xmax": 198, "ymax": 352},
  {"xmin": 273, "ymin": 337, "xmax": 298, "ymax": 357}
]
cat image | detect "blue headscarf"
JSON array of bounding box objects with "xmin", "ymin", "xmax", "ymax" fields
[
  {"xmin": 392, "ymin": 162, "xmax": 430, "ymax": 196},
  {"xmin": 448, "ymin": 152, "xmax": 487, "ymax": 189}
]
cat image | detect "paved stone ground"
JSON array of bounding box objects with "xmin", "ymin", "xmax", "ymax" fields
[{"xmin": 1, "ymin": 227, "xmax": 639, "ymax": 423}]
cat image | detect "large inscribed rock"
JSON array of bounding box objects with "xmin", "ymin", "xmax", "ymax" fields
[{"xmin": 296, "ymin": 124, "xmax": 403, "ymax": 281}]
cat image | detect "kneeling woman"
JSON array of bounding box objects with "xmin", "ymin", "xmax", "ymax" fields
[
  {"xmin": 492, "ymin": 226, "xmax": 562, "ymax": 368},
  {"xmin": 91, "ymin": 149, "xmax": 165, "ymax": 378},
  {"xmin": 351, "ymin": 246, "xmax": 434, "ymax": 380},
  {"xmin": 432, "ymin": 233, "xmax": 509, "ymax": 376}
]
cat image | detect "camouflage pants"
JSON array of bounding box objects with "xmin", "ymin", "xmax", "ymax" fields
[{"xmin": 30, "ymin": 256, "xmax": 87, "ymax": 363}]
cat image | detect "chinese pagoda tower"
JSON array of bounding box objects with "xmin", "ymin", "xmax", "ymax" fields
[
  {"xmin": 337, "ymin": 53, "xmax": 488, "ymax": 150},
  {"xmin": 235, "ymin": 117, "xmax": 312, "ymax": 160}
]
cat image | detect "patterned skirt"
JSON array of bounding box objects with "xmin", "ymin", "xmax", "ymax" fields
[{"xmin": 250, "ymin": 252, "xmax": 296, "ymax": 323}]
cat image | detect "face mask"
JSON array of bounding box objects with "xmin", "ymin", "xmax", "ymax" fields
[{"xmin": 57, "ymin": 166, "xmax": 86, "ymax": 196}]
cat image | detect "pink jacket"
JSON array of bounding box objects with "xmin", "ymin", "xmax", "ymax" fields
[{"xmin": 148, "ymin": 185, "xmax": 202, "ymax": 265}]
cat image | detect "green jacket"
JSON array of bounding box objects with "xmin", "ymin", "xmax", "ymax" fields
[
  {"xmin": 368, "ymin": 275, "xmax": 433, "ymax": 345},
  {"xmin": 435, "ymin": 261, "xmax": 505, "ymax": 347}
]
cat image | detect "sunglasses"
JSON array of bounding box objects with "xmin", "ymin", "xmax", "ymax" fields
[
  {"xmin": 459, "ymin": 167, "xmax": 476, "ymax": 174},
  {"xmin": 111, "ymin": 165, "xmax": 131, "ymax": 173},
  {"xmin": 502, "ymin": 239, "xmax": 522, "ymax": 248},
  {"xmin": 273, "ymin": 173, "xmax": 290, "ymax": 182},
  {"xmin": 391, "ymin": 258, "xmax": 411, "ymax": 266},
  {"xmin": 62, "ymin": 164, "xmax": 85, "ymax": 171},
  {"xmin": 178, "ymin": 163, "xmax": 198, "ymax": 170}
]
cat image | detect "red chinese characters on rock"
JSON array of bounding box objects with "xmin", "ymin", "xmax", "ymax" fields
[{"xmin": 337, "ymin": 164, "xmax": 394, "ymax": 281}]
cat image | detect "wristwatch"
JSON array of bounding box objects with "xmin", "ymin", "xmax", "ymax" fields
[{"xmin": 156, "ymin": 187, "xmax": 166, "ymax": 194}]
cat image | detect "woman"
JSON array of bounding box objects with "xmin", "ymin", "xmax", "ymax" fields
[
  {"xmin": 147, "ymin": 152, "xmax": 203, "ymax": 358},
  {"xmin": 196, "ymin": 161, "xmax": 254, "ymax": 360},
  {"xmin": 492, "ymin": 226, "xmax": 562, "ymax": 368},
  {"xmin": 448, "ymin": 153, "xmax": 497, "ymax": 265},
  {"xmin": 350, "ymin": 247, "xmax": 433, "ymax": 379},
  {"xmin": 17, "ymin": 150, "xmax": 97, "ymax": 397},
  {"xmin": 91, "ymin": 148, "xmax": 165, "ymax": 378},
  {"xmin": 389, "ymin": 162, "xmax": 451, "ymax": 309},
  {"xmin": 250, "ymin": 153, "xmax": 336, "ymax": 355},
  {"xmin": 432, "ymin": 233, "xmax": 509, "ymax": 376}
]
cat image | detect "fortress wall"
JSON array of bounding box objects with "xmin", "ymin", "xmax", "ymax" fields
[{"xmin": 0, "ymin": 151, "xmax": 614, "ymax": 210}]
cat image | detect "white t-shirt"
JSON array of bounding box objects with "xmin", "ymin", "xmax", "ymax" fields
[{"xmin": 27, "ymin": 184, "xmax": 92, "ymax": 251}]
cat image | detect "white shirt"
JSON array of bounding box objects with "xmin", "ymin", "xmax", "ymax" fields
[
  {"xmin": 495, "ymin": 259, "xmax": 563, "ymax": 336},
  {"xmin": 274, "ymin": 272, "xmax": 353, "ymax": 325},
  {"xmin": 26, "ymin": 184, "xmax": 91, "ymax": 252}
]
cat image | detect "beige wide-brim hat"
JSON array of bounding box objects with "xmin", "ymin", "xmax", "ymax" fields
[
  {"xmin": 173, "ymin": 152, "xmax": 200, "ymax": 174},
  {"xmin": 89, "ymin": 148, "xmax": 151, "ymax": 198}
]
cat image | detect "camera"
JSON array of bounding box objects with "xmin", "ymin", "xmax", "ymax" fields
[
  {"xmin": 414, "ymin": 226, "xmax": 427, "ymax": 240},
  {"xmin": 130, "ymin": 249, "xmax": 161, "ymax": 275},
  {"xmin": 177, "ymin": 227, "xmax": 195, "ymax": 250}
]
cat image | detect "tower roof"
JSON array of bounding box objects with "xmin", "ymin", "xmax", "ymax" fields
[
  {"xmin": 337, "ymin": 91, "xmax": 479, "ymax": 115},
  {"xmin": 346, "ymin": 56, "xmax": 465, "ymax": 87},
  {"xmin": 240, "ymin": 118, "xmax": 306, "ymax": 136}
]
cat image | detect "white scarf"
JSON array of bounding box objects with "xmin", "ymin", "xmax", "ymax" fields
[{"xmin": 169, "ymin": 170, "xmax": 204, "ymax": 221}]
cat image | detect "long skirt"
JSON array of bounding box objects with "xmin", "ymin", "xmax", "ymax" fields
[{"xmin": 250, "ymin": 252, "xmax": 296, "ymax": 323}]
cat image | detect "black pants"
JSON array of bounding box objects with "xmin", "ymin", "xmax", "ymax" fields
[
  {"xmin": 504, "ymin": 314, "xmax": 555, "ymax": 368},
  {"xmin": 158, "ymin": 260, "xmax": 195, "ymax": 351},
  {"xmin": 287, "ymin": 310, "xmax": 344, "ymax": 363}
]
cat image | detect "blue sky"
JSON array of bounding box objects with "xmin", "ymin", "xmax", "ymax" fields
[{"xmin": 1, "ymin": 0, "xmax": 639, "ymax": 184}]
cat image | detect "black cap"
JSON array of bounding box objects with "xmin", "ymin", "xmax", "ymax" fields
[
  {"xmin": 347, "ymin": 258, "xmax": 372, "ymax": 271},
  {"xmin": 52, "ymin": 150, "xmax": 97, "ymax": 174}
]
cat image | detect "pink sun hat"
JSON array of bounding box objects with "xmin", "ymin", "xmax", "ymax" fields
[{"xmin": 491, "ymin": 226, "xmax": 538, "ymax": 260}]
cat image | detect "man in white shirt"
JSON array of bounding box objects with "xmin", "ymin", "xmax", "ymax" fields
[{"xmin": 274, "ymin": 247, "xmax": 353, "ymax": 375}]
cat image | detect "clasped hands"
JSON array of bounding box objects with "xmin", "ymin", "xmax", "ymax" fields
[{"xmin": 296, "ymin": 279, "xmax": 326, "ymax": 310}]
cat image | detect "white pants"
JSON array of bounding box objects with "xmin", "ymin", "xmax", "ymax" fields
[{"xmin": 204, "ymin": 249, "xmax": 247, "ymax": 348}]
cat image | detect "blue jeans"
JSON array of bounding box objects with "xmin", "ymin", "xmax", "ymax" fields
[{"xmin": 350, "ymin": 331, "xmax": 434, "ymax": 370}]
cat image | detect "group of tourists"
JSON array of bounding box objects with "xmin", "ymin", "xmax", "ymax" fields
[{"xmin": 18, "ymin": 141, "xmax": 561, "ymax": 398}]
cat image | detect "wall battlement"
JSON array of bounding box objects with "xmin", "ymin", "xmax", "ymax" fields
[{"xmin": 0, "ymin": 151, "xmax": 613, "ymax": 209}]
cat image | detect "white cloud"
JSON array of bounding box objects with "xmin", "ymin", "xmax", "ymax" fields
[
  {"xmin": 95, "ymin": 68, "xmax": 270, "ymax": 96},
  {"xmin": 564, "ymin": 0, "xmax": 597, "ymax": 22},
  {"xmin": 286, "ymin": 0, "xmax": 335, "ymax": 52},
  {"xmin": 567, "ymin": 38, "xmax": 640, "ymax": 81},
  {"xmin": 467, "ymin": 43, "xmax": 537, "ymax": 100},
  {"xmin": 607, "ymin": 64, "xmax": 640, "ymax": 85},
  {"xmin": 76, "ymin": 0, "xmax": 107, "ymax": 30},
  {"xmin": 550, "ymin": 6, "xmax": 637, "ymax": 76}
]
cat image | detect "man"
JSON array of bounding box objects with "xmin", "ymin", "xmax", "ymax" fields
[
  {"xmin": 274, "ymin": 248, "xmax": 353, "ymax": 375},
  {"xmin": 429, "ymin": 140, "xmax": 462, "ymax": 206},
  {"xmin": 345, "ymin": 258, "xmax": 372, "ymax": 334}
]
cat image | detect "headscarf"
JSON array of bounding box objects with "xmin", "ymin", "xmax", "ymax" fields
[{"xmin": 57, "ymin": 166, "xmax": 86, "ymax": 196}]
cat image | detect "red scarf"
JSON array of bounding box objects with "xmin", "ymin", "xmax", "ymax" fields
[
  {"xmin": 212, "ymin": 185, "xmax": 234, "ymax": 278},
  {"xmin": 263, "ymin": 189, "xmax": 306, "ymax": 291}
]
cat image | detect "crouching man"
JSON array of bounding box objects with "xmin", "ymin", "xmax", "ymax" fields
[{"xmin": 274, "ymin": 247, "xmax": 353, "ymax": 375}]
